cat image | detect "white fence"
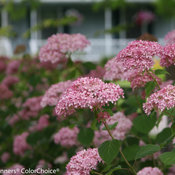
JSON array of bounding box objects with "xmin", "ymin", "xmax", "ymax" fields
[
  {"xmin": 29, "ymin": 38, "xmax": 164, "ymax": 62},
  {"xmin": 0, "ymin": 38, "xmax": 164, "ymax": 61}
]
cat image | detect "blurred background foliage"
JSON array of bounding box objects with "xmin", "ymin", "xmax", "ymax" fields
[{"xmin": 0, "ymin": 0, "xmax": 174, "ymax": 39}]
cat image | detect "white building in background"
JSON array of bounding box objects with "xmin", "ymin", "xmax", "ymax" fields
[{"xmin": 0, "ymin": 0, "xmax": 175, "ymax": 61}]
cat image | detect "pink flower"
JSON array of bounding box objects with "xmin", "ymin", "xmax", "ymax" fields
[
  {"xmin": 39, "ymin": 43, "xmax": 65, "ymax": 64},
  {"xmin": 36, "ymin": 114, "xmax": 50, "ymax": 131},
  {"xmin": 160, "ymin": 44, "xmax": 175, "ymax": 67},
  {"xmin": 6, "ymin": 60, "xmax": 20, "ymax": 74},
  {"xmin": 94, "ymin": 112, "xmax": 132, "ymax": 146},
  {"xmin": 3, "ymin": 164, "xmax": 24, "ymax": 175},
  {"xmin": 55, "ymin": 152, "xmax": 68, "ymax": 164},
  {"xmin": 0, "ymin": 56, "xmax": 7, "ymax": 72},
  {"xmin": 97, "ymin": 112, "xmax": 110, "ymax": 122},
  {"xmin": 36, "ymin": 160, "xmax": 52, "ymax": 169},
  {"xmin": 128, "ymin": 71, "xmax": 161, "ymax": 90},
  {"xmin": 7, "ymin": 114, "xmax": 20, "ymax": 126},
  {"xmin": 40, "ymin": 59, "xmax": 60, "ymax": 70},
  {"xmin": 55, "ymin": 77, "xmax": 124, "ymax": 117},
  {"xmin": 115, "ymin": 40, "xmax": 162, "ymax": 73},
  {"xmin": 103, "ymin": 58, "xmax": 130, "ymax": 81},
  {"xmin": 39, "ymin": 33, "xmax": 90, "ymax": 63},
  {"xmin": 143, "ymin": 85, "xmax": 175, "ymax": 115},
  {"xmin": 41, "ymin": 80, "xmax": 72, "ymax": 108},
  {"xmin": 1, "ymin": 152, "xmax": 10, "ymax": 163},
  {"xmin": 2, "ymin": 75, "xmax": 19, "ymax": 87},
  {"xmin": 23, "ymin": 96, "xmax": 42, "ymax": 112},
  {"xmin": 13, "ymin": 132, "xmax": 30, "ymax": 156},
  {"xmin": 168, "ymin": 166, "xmax": 175, "ymax": 175},
  {"xmin": 54, "ymin": 127, "xmax": 79, "ymax": 147},
  {"xmin": 20, "ymin": 96, "xmax": 43, "ymax": 119},
  {"xmin": 134, "ymin": 10, "xmax": 155, "ymax": 25},
  {"xmin": 160, "ymin": 80, "xmax": 173, "ymax": 89},
  {"xmin": 86, "ymin": 66, "xmax": 105, "ymax": 79},
  {"xmin": 66, "ymin": 148, "xmax": 102, "ymax": 175},
  {"xmin": 0, "ymin": 84, "xmax": 13, "ymax": 100},
  {"xmin": 164, "ymin": 30, "xmax": 175, "ymax": 45},
  {"xmin": 137, "ymin": 167, "xmax": 163, "ymax": 175}
]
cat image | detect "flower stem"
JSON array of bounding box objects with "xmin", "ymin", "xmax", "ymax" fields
[
  {"xmin": 91, "ymin": 170, "xmax": 103, "ymax": 175},
  {"xmin": 103, "ymin": 121, "xmax": 137, "ymax": 175},
  {"xmin": 146, "ymin": 70, "xmax": 161, "ymax": 90}
]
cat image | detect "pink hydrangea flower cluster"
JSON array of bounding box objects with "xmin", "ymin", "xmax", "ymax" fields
[
  {"xmin": 94, "ymin": 112, "xmax": 132, "ymax": 146},
  {"xmin": 168, "ymin": 166, "xmax": 175, "ymax": 175},
  {"xmin": 36, "ymin": 114, "xmax": 50, "ymax": 131},
  {"xmin": 19, "ymin": 96, "xmax": 42, "ymax": 119},
  {"xmin": 134, "ymin": 10, "xmax": 155, "ymax": 25},
  {"xmin": 1, "ymin": 152, "xmax": 10, "ymax": 163},
  {"xmin": 160, "ymin": 44, "xmax": 175, "ymax": 67},
  {"xmin": 86, "ymin": 66, "xmax": 105, "ymax": 79},
  {"xmin": 103, "ymin": 58, "xmax": 130, "ymax": 81},
  {"xmin": 0, "ymin": 56, "xmax": 7, "ymax": 72},
  {"xmin": 0, "ymin": 84, "xmax": 13, "ymax": 100},
  {"xmin": 3, "ymin": 164, "xmax": 24, "ymax": 175},
  {"xmin": 41, "ymin": 80, "xmax": 72, "ymax": 108},
  {"xmin": 137, "ymin": 167, "xmax": 163, "ymax": 175},
  {"xmin": 55, "ymin": 152, "xmax": 68, "ymax": 164},
  {"xmin": 55, "ymin": 77, "xmax": 124, "ymax": 117},
  {"xmin": 66, "ymin": 148, "xmax": 102, "ymax": 175},
  {"xmin": 36, "ymin": 159, "xmax": 52, "ymax": 169},
  {"xmin": 13, "ymin": 132, "xmax": 30, "ymax": 156},
  {"xmin": 6, "ymin": 60, "xmax": 20, "ymax": 74},
  {"xmin": 54, "ymin": 127, "xmax": 79, "ymax": 147},
  {"xmin": 104, "ymin": 46, "xmax": 162, "ymax": 90},
  {"xmin": 2, "ymin": 75, "xmax": 19, "ymax": 87},
  {"xmin": 39, "ymin": 33, "xmax": 90, "ymax": 63},
  {"xmin": 23, "ymin": 96, "xmax": 42, "ymax": 112},
  {"xmin": 143, "ymin": 85, "xmax": 175, "ymax": 115},
  {"xmin": 7, "ymin": 114, "xmax": 20, "ymax": 126},
  {"xmin": 160, "ymin": 80, "xmax": 173, "ymax": 89},
  {"xmin": 115, "ymin": 40, "xmax": 162, "ymax": 73},
  {"xmin": 164, "ymin": 30, "xmax": 175, "ymax": 45},
  {"xmin": 128, "ymin": 71, "xmax": 161, "ymax": 89}
]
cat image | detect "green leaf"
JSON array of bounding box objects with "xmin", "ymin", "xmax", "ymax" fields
[
  {"xmin": 145, "ymin": 81, "xmax": 156, "ymax": 97},
  {"xmin": 98, "ymin": 140, "xmax": 120, "ymax": 164},
  {"xmin": 156, "ymin": 128, "xmax": 172, "ymax": 144},
  {"xmin": 155, "ymin": 69, "xmax": 169, "ymax": 75},
  {"xmin": 133, "ymin": 114, "xmax": 157, "ymax": 134},
  {"xmin": 171, "ymin": 123, "xmax": 175, "ymax": 135},
  {"xmin": 67, "ymin": 57, "xmax": 74, "ymax": 67},
  {"xmin": 122, "ymin": 145, "xmax": 140, "ymax": 161},
  {"xmin": 135, "ymin": 144, "xmax": 160, "ymax": 160},
  {"xmin": 27, "ymin": 132, "xmax": 42, "ymax": 146},
  {"xmin": 91, "ymin": 118, "xmax": 98, "ymax": 131},
  {"xmin": 83, "ymin": 62, "xmax": 96, "ymax": 70},
  {"xmin": 103, "ymin": 108, "xmax": 113, "ymax": 116},
  {"xmin": 102, "ymin": 122, "xmax": 118, "ymax": 130},
  {"xmin": 102, "ymin": 164, "xmax": 113, "ymax": 173},
  {"xmin": 159, "ymin": 151, "xmax": 175, "ymax": 166},
  {"xmin": 78, "ymin": 128, "xmax": 94, "ymax": 146},
  {"xmin": 106, "ymin": 165, "xmax": 122, "ymax": 175}
]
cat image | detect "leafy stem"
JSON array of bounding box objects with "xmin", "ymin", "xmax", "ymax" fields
[{"xmin": 103, "ymin": 120, "xmax": 137, "ymax": 175}]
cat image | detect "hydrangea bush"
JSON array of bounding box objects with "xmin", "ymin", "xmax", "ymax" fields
[{"xmin": 0, "ymin": 32, "xmax": 175, "ymax": 175}]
